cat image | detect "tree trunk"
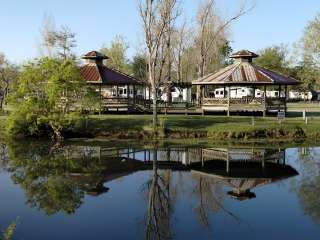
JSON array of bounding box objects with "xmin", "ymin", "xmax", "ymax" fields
[
  {"xmin": 50, "ymin": 124, "xmax": 64, "ymax": 142},
  {"xmin": 152, "ymin": 91, "xmax": 158, "ymax": 130}
]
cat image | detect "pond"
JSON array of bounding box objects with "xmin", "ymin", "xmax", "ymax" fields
[{"xmin": 0, "ymin": 140, "xmax": 320, "ymax": 240}]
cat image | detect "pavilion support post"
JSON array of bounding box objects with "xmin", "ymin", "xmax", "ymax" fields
[
  {"xmin": 144, "ymin": 85, "xmax": 147, "ymax": 101},
  {"xmin": 196, "ymin": 85, "xmax": 201, "ymax": 106},
  {"xmin": 116, "ymin": 85, "xmax": 119, "ymax": 113},
  {"xmin": 278, "ymin": 85, "xmax": 281, "ymax": 112},
  {"xmin": 127, "ymin": 85, "xmax": 129, "ymax": 99},
  {"xmin": 284, "ymin": 85, "xmax": 288, "ymax": 115},
  {"xmin": 133, "ymin": 85, "xmax": 136, "ymax": 104},
  {"xmin": 99, "ymin": 84, "xmax": 102, "ymax": 115},
  {"xmin": 127, "ymin": 85, "xmax": 130, "ymax": 112},
  {"xmin": 263, "ymin": 85, "xmax": 267, "ymax": 117},
  {"xmin": 116, "ymin": 85, "xmax": 119, "ymax": 98},
  {"xmin": 201, "ymin": 86, "xmax": 205, "ymax": 101},
  {"xmin": 227, "ymin": 86, "xmax": 230, "ymax": 117}
]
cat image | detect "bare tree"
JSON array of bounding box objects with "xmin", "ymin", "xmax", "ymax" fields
[
  {"xmin": 196, "ymin": 0, "xmax": 253, "ymax": 78},
  {"xmin": 139, "ymin": 0, "xmax": 179, "ymax": 129},
  {"xmin": 172, "ymin": 21, "xmax": 194, "ymax": 83},
  {"xmin": 40, "ymin": 15, "xmax": 57, "ymax": 58},
  {"xmin": 144, "ymin": 150, "xmax": 175, "ymax": 240},
  {"xmin": 40, "ymin": 16, "xmax": 77, "ymax": 61},
  {"xmin": 54, "ymin": 26, "xmax": 77, "ymax": 61},
  {"xmin": 195, "ymin": 0, "xmax": 253, "ymax": 102}
]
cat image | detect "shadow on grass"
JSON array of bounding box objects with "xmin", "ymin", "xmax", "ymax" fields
[
  {"xmin": 89, "ymin": 117, "xmax": 151, "ymax": 132},
  {"xmin": 165, "ymin": 116, "xmax": 252, "ymax": 130}
]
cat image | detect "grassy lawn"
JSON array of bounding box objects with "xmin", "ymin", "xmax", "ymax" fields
[
  {"xmin": 287, "ymin": 102, "xmax": 320, "ymax": 111},
  {"xmin": 1, "ymin": 113, "xmax": 319, "ymax": 140},
  {"xmin": 88, "ymin": 114, "xmax": 320, "ymax": 137}
]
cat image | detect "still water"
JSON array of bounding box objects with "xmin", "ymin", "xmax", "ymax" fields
[{"xmin": 0, "ymin": 140, "xmax": 319, "ymax": 240}]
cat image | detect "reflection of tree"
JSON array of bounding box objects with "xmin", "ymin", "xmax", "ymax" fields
[
  {"xmin": 144, "ymin": 149, "xmax": 176, "ymax": 240},
  {"xmin": 192, "ymin": 175, "xmax": 225, "ymax": 228},
  {"xmin": 297, "ymin": 176, "xmax": 320, "ymax": 224},
  {"xmin": 295, "ymin": 148, "xmax": 320, "ymax": 224},
  {"xmin": 0, "ymin": 143, "xmax": 9, "ymax": 171},
  {"xmin": 6, "ymin": 142, "xmax": 108, "ymax": 215}
]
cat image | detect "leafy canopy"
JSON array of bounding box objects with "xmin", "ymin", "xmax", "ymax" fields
[{"xmin": 7, "ymin": 57, "xmax": 98, "ymax": 138}]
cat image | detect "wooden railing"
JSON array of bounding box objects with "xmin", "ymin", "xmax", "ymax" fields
[
  {"xmin": 102, "ymin": 97, "xmax": 131, "ymax": 105},
  {"xmin": 203, "ymin": 98, "xmax": 229, "ymax": 105},
  {"xmin": 202, "ymin": 97, "xmax": 265, "ymax": 106},
  {"xmin": 230, "ymin": 97, "xmax": 264, "ymax": 105}
]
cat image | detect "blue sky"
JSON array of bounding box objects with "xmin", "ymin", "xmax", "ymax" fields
[{"xmin": 0, "ymin": 0, "xmax": 319, "ymax": 63}]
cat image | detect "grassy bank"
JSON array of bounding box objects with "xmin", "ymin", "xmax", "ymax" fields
[
  {"xmin": 85, "ymin": 115, "xmax": 320, "ymax": 141},
  {"xmin": 1, "ymin": 114, "xmax": 320, "ymax": 141}
]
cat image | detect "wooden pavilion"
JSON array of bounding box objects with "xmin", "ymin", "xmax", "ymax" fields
[
  {"xmin": 192, "ymin": 50, "xmax": 300, "ymax": 116},
  {"xmin": 80, "ymin": 51, "xmax": 146, "ymax": 112}
]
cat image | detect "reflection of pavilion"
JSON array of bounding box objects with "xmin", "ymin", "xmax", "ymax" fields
[
  {"xmin": 192, "ymin": 148, "xmax": 298, "ymax": 201},
  {"xmin": 62, "ymin": 145, "xmax": 298, "ymax": 200}
]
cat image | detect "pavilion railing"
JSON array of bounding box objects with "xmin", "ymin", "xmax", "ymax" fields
[
  {"xmin": 230, "ymin": 97, "xmax": 264, "ymax": 105},
  {"xmin": 202, "ymin": 97, "xmax": 265, "ymax": 105},
  {"xmin": 203, "ymin": 98, "xmax": 229, "ymax": 105}
]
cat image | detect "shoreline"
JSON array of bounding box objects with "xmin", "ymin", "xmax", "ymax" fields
[{"xmin": 1, "ymin": 115, "xmax": 320, "ymax": 142}]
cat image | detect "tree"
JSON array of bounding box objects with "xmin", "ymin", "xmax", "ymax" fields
[
  {"xmin": 7, "ymin": 58, "xmax": 95, "ymax": 141},
  {"xmin": 54, "ymin": 26, "xmax": 77, "ymax": 61},
  {"xmin": 40, "ymin": 16, "xmax": 77, "ymax": 60},
  {"xmin": 40, "ymin": 14, "xmax": 56, "ymax": 58},
  {"xmin": 143, "ymin": 148, "xmax": 175, "ymax": 240},
  {"xmin": 131, "ymin": 54, "xmax": 148, "ymax": 81},
  {"xmin": 139, "ymin": 0, "xmax": 179, "ymax": 129},
  {"xmin": 195, "ymin": 0, "xmax": 252, "ymax": 78},
  {"xmin": 100, "ymin": 35, "xmax": 131, "ymax": 73},
  {"xmin": 297, "ymin": 13, "xmax": 320, "ymax": 90},
  {"xmin": 254, "ymin": 45, "xmax": 289, "ymax": 74},
  {"xmin": 301, "ymin": 13, "xmax": 320, "ymax": 68},
  {"xmin": 194, "ymin": 0, "xmax": 252, "ymax": 103},
  {"xmin": 6, "ymin": 141, "xmax": 109, "ymax": 215},
  {"xmin": 293, "ymin": 148, "xmax": 320, "ymax": 225},
  {"xmin": 172, "ymin": 21, "xmax": 192, "ymax": 83},
  {"xmin": 0, "ymin": 53, "xmax": 18, "ymax": 111}
]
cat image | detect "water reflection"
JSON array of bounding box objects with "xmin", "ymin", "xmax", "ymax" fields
[
  {"xmin": 0, "ymin": 141, "xmax": 310, "ymax": 239},
  {"xmin": 192, "ymin": 148, "xmax": 298, "ymax": 200},
  {"xmin": 294, "ymin": 147, "xmax": 320, "ymax": 224}
]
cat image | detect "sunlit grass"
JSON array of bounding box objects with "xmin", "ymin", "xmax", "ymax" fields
[{"xmin": 1, "ymin": 114, "xmax": 320, "ymax": 140}]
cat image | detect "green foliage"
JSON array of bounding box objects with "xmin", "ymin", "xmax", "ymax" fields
[
  {"xmin": 100, "ymin": 35, "xmax": 132, "ymax": 74},
  {"xmin": 6, "ymin": 141, "xmax": 111, "ymax": 215},
  {"xmin": 0, "ymin": 53, "xmax": 18, "ymax": 111},
  {"xmin": 297, "ymin": 13, "xmax": 320, "ymax": 90},
  {"xmin": 255, "ymin": 45, "xmax": 289, "ymax": 74},
  {"xmin": 7, "ymin": 57, "xmax": 98, "ymax": 139},
  {"xmin": 297, "ymin": 63, "xmax": 320, "ymax": 90},
  {"xmin": 301, "ymin": 13, "xmax": 320, "ymax": 67},
  {"xmin": 131, "ymin": 54, "xmax": 147, "ymax": 81},
  {"xmin": 1, "ymin": 221, "xmax": 17, "ymax": 240}
]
